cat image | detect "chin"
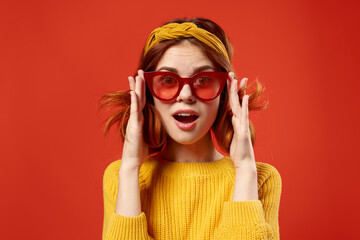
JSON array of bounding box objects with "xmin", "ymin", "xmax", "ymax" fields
[
  {"xmin": 168, "ymin": 135, "xmax": 200, "ymax": 145},
  {"xmin": 167, "ymin": 127, "xmax": 210, "ymax": 145}
]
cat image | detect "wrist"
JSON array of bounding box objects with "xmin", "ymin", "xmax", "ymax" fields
[
  {"xmin": 234, "ymin": 161, "xmax": 257, "ymax": 175},
  {"xmin": 120, "ymin": 160, "xmax": 141, "ymax": 173}
]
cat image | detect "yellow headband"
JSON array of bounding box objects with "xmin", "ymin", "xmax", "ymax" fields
[{"xmin": 143, "ymin": 22, "xmax": 230, "ymax": 62}]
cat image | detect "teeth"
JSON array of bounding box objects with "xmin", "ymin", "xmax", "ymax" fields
[{"xmin": 176, "ymin": 113, "xmax": 194, "ymax": 116}]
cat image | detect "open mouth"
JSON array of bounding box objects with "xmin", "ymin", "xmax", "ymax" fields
[{"xmin": 173, "ymin": 113, "xmax": 199, "ymax": 123}]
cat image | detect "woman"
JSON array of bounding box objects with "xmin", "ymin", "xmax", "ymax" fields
[{"xmin": 100, "ymin": 18, "xmax": 282, "ymax": 240}]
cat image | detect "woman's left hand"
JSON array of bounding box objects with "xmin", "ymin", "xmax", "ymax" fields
[
  {"xmin": 227, "ymin": 72, "xmax": 257, "ymax": 172},
  {"xmin": 228, "ymin": 72, "xmax": 258, "ymax": 201}
]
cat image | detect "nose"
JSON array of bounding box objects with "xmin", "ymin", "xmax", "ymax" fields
[{"xmin": 176, "ymin": 84, "xmax": 196, "ymax": 103}]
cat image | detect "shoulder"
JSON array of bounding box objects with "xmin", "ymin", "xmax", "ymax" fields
[
  {"xmin": 102, "ymin": 159, "xmax": 121, "ymax": 200},
  {"xmin": 255, "ymin": 162, "xmax": 282, "ymax": 191},
  {"xmin": 103, "ymin": 159, "xmax": 121, "ymax": 180}
]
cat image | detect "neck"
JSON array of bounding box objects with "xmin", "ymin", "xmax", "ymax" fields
[{"xmin": 160, "ymin": 132, "xmax": 224, "ymax": 163}]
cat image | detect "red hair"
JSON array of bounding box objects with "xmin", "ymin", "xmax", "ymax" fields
[{"xmin": 98, "ymin": 18, "xmax": 267, "ymax": 155}]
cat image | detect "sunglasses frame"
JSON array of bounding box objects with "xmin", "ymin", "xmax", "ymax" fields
[{"xmin": 144, "ymin": 71, "xmax": 229, "ymax": 102}]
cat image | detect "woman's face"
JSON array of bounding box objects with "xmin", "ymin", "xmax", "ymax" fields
[{"xmin": 153, "ymin": 40, "xmax": 220, "ymax": 145}]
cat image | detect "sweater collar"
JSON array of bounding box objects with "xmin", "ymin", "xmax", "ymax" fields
[{"xmin": 149, "ymin": 155, "xmax": 235, "ymax": 177}]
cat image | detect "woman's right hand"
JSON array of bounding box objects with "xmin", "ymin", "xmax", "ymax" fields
[{"xmin": 120, "ymin": 69, "xmax": 148, "ymax": 171}]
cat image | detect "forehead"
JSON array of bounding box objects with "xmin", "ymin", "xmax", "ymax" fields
[{"xmin": 156, "ymin": 41, "xmax": 214, "ymax": 72}]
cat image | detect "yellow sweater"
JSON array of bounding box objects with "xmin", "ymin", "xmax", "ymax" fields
[{"xmin": 103, "ymin": 156, "xmax": 282, "ymax": 240}]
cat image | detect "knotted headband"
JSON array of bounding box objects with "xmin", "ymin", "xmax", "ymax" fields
[{"xmin": 143, "ymin": 22, "xmax": 230, "ymax": 62}]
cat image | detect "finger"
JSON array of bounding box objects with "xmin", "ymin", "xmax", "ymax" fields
[
  {"xmin": 138, "ymin": 69, "xmax": 145, "ymax": 79},
  {"xmin": 228, "ymin": 72, "xmax": 242, "ymax": 118},
  {"xmin": 129, "ymin": 90, "xmax": 138, "ymax": 116},
  {"xmin": 239, "ymin": 78, "xmax": 248, "ymax": 95},
  {"xmin": 128, "ymin": 76, "xmax": 135, "ymax": 91},
  {"xmin": 244, "ymin": 78, "xmax": 248, "ymax": 95},
  {"xmin": 137, "ymin": 69, "xmax": 146, "ymax": 108},
  {"xmin": 227, "ymin": 72, "xmax": 237, "ymax": 93},
  {"xmin": 135, "ymin": 75, "xmax": 142, "ymax": 98},
  {"xmin": 133, "ymin": 76, "xmax": 142, "ymax": 114},
  {"xmin": 241, "ymin": 95, "xmax": 250, "ymax": 130}
]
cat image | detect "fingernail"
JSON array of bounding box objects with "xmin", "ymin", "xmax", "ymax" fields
[{"xmin": 229, "ymin": 72, "xmax": 234, "ymax": 79}]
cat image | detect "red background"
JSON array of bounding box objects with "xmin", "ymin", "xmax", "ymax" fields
[{"xmin": 1, "ymin": 0, "xmax": 359, "ymax": 239}]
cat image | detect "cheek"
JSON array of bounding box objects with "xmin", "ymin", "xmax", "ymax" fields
[
  {"xmin": 153, "ymin": 99, "xmax": 169, "ymax": 121},
  {"xmin": 211, "ymin": 99, "xmax": 221, "ymax": 116},
  {"xmin": 202, "ymin": 100, "xmax": 220, "ymax": 125}
]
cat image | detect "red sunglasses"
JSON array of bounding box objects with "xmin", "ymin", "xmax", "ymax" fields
[{"xmin": 144, "ymin": 71, "xmax": 228, "ymax": 102}]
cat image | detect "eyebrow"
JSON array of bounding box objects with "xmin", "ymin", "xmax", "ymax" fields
[{"xmin": 156, "ymin": 65, "xmax": 215, "ymax": 74}]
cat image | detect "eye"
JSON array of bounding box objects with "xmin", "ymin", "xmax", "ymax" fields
[
  {"xmin": 194, "ymin": 76, "xmax": 211, "ymax": 86},
  {"xmin": 160, "ymin": 75, "xmax": 177, "ymax": 86}
]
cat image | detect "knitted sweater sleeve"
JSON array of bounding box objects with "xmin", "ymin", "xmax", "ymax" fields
[
  {"xmin": 213, "ymin": 163, "xmax": 282, "ymax": 240},
  {"xmin": 102, "ymin": 160, "xmax": 153, "ymax": 240}
]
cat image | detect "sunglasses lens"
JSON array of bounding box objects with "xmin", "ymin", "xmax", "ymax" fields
[
  {"xmin": 152, "ymin": 74, "xmax": 179, "ymax": 100},
  {"xmin": 193, "ymin": 74, "xmax": 221, "ymax": 99}
]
